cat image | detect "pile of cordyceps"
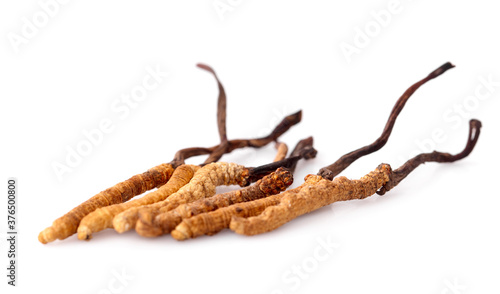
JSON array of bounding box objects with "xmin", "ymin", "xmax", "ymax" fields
[{"xmin": 39, "ymin": 62, "xmax": 482, "ymax": 244}]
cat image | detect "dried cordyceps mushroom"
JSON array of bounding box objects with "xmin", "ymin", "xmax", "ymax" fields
[
  {"xmin": 39, "ymin": 63, "xmax": 302, "ymax": 244},
  {"xmin": 231, "ymin": 119, "xmax": 481, "ymax": 235},
  {"xmin": 139, "ymin": 167, "xmax": 293, "ymax": 237},
  {"xmin": 227, "ymin": 63, "xmax": 482, "ymax": 236},
  {"xmin": 41, "ymin": 61, "xmax": 482, "ymax": 244}
]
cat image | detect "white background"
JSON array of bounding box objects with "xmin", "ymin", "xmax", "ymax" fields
[{"xmin": 1, "ymin": 1, "xmax": 499, "ymax": 293}]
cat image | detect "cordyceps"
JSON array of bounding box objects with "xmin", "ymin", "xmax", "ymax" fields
[
  {"xmin": 230, "ymin": 119, "xmax": 481, "ymax": 236},
  {"xmin": 135, "ymin": 137, "xmax": 316, "ymax": 237},
  {"xmin": 171, "ymin": 62, "xmax": 483, "ymax": 240},
  {"xmin": 39, "ymin": 63, "xmax": 302, "ymax": 243},
  {"xmin": 40, "ymin": 62, "xmax": 483, "ymax": 244}
]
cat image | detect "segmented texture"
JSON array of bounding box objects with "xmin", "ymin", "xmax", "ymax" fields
[
  {"xmin": 135, "ymin": 162, "xmax": 249, "ymax": 237},
  {"xmin": 38, "ymin": 163, "xmax": 174, "ymax": 244},
  {"xmin": 77, "ymin": 165, "xmax": 198, "ymax": 240},
  {"xmin": 230, "ymin": 164, "xmax": 392, "ymax": 236},
  {"xmin": 172, "ymin": 194, "xmax": 284, "ymax": 240},
  {"xmin": 144, "ymin": 168, "xmax": 293, "ymax": 237}
]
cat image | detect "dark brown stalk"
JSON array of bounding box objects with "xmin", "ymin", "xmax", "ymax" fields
[
  {"xmin": 247, "ymin": 137, "xmax": 317, "ymax": 182},
  {"xmin": 288, "ymin": 136, "xmax": 315, "ymax": 172},
  {"xmin": 229, "ymin": 119, "xmax": 481, "ymax": 237},
  {"xmin": 224, "ymin": 110, "xmax": 302, "ymax": 151},
  {"xmin": 197, "ymin": 63, "xmax": 228, "ymax": 144},
  {"xmin": 227, "ymin": 63, "xmax": 482, "ymax": 238},
  {"xmin": 377, "ymin": 119, "xmax": 481, "ymax": 195},
  {"xmin": 170, "ymin": 110, "xmax": 302, "ymax": 168},
  {"xmin": 170, "ymin": 64, "xmax": 301, "ymax": 168},
  {"xmin": 318, "ymin": 62, "xmax": 455, "ymax": 180}
]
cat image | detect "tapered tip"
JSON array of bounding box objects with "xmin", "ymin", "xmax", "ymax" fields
[
  {"xmin": 38, "ymin": 227, "xmax": 56, "ymax": 244},
  {"xmin": 196, "ymin": 63, "xmax": 216, "ymax": 75},
  {"xmin": 428, "ymin": 62, "xmax": 455, "ymax": 78},
  {"xmin": 291, "ymin": 110, "xmax": 303, "ymax": 123}
]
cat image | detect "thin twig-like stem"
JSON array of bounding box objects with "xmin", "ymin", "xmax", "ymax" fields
[
  {"xmin": 248, "ymin": 137, "xmax": 317, "ymax": 182},
  {"xmin": 170, "ymin": 65, "xmax": 302, "ymax": 168},
  {"xmin": 273, "ymin": 142, "xmax": 288, "ymax": 162},
  {"xmin": 170, "ymin": 110, "xmax": 302, "ymax": 168},
  {"xmin": 318, "ymin": 62, "xmax": 455, "ymax": 180},
  {"xmin": 228, "ymin": 119, "xmax": 482, "ymax": 237},
  {"xmin": 197, "ymin": 63, "xmax": 228, "ymax": 144},
  {"xmin": 197, "ymin": 64, "xmax": 304, "ymax": 164},
  {"xmin": 288, "ymin": 136, "xmax": 315, "ymax": 172},
  {"xmin": 197, "ymin": 63, "xmax": 229, "ymax": 165},
  {"xmin": 377, "ymin": 119, "xmax": 481, "ymax": 195}
]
